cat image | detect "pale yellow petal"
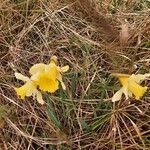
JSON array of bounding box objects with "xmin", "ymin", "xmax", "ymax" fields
[
  {"xmin": 130, "ymin": 74, "xmax": 146, "ymax": 83},
  {"xmin": 26, "ymin": 81, "xmax": 37, "ymax": 96},
  {"xmin": 30, "ymin": 73, "xmax": 40, "ymax": 81},
  {"xmin": 130, "ymin": 73, "xmax": 150, "ymax": 83},
  {"xmin": 112, "ymin": 88, "xmax": 123, "ymax": 102},
  {"xmin": 57, "ymin": 73, "xmax": 66, "ymax": 90},
  {"xmin": 144, "ymin": 73, "xmax": 150, "ymax": 78},
  {"xmin": 122, "ymin": 86, "xmax": 129, "ymax": 100},
  {"xmin": 15, "ymin": 72, "xmax": 29, "ymax": 82},
  {"xmin": 46, "ymin": 63, "xmax": 59, "ymax": 78},
  {"xmin": 29, "ymin": 63, "xmax": 46, "ymax": 75},
  {"xmin": 128, "ymin": 90, "xmax": 133, "ymax": 97},
  {"xmin": 36, "ymin": 91, "xmax": 44, "ymax": 104},
  {"xmin": 61, "ymin": 81, "xmax": 66, "ymax": 90},
  {"xmin": 61, "ymin": 65, "xmax": 69, "ymax": 73},
  {"xmin": 50, "ymin": 55, "xmax": 58, "ymax": 64}
]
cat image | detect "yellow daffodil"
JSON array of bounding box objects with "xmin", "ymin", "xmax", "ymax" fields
[
  {"xmin": 112, "ymin": 73, "xmax": 150, "ymax": 102},
  {"xmin": 14, "ymin": 56, "xmax": 69, "ymax": 104},
  {"xmin": 14, "ymin": 72, "xmax": 44, "ymax": 104},
  {"xmin": 29, "ymin": 56, "xmax": 69, "ymax": 93}
]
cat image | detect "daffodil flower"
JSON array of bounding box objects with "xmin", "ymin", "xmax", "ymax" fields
[
  {"xmin": 14, "ymin": 56, "xmax": 69, "ymax": 104},
  {"xmin": 29, "ymin": 56, "xmax": 69, "ymax": 93},
  {"xmin": 112, "ymin": 73, "xmax": 150, "ymax": 102},
  {"xmin": 14, "ymin": 72, "xmax": 44, "ymax": 104}
]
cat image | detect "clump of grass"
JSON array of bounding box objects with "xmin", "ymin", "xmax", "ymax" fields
[{"xmin": 0, "ymin": 0, "xmax": 150, "ymax": 149}]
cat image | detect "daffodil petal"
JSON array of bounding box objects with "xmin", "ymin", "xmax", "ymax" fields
[
  {"xmin": 130, "ymin": 73, "xmax": 150, "ymax": 84},
  {"xmin": 61, "ymin": 65, "xmax": 69, "ymax": 72},
  {"xmin": 15, "ymin": 80, "xmax": 36, "ymax": 99},
  {"xmin": 15, "ymin": 87, "xmax": 26, "ymax": 99},
  {"xmin": 122, "ymin": 86, "xmax": 129, "ymax": 100},
  {"xmin": 36, "ymin": 90, "xmax": 44, "ymax": 104},
  {"xmin": 60, "ymin": 81, "xmax": 66, "ymax": 90},
  {"xmin": 144, "ymin": 73, "xmax": 150, "ymax": 78},
  {"xmin": 130, "ymin": 74, "xmax": 145, "ymax": 83},
  {"xmin": 15, "ymin": 72, "xmax": 30, "ymax": 82},
  {"xmin": 57, "ymin": 73, "xmax": 66, "ymax": 90},
  {"xmin": 128, "ymin": 90, "xmax": 132, "ymax": 97},
  {"xmin": 26, "ymin": 81, "xmax": 37, "ymax": 97},
  {"xmin": 29, "ymin": 63, "xmax": 46, "ymax": 75},
  {"xmin": 112, "ymin": 88, "xmax": 123, "ymax": 102},
  {"xmin": 46, "ymin": 64, "xmax": 59, "ymax": 78},
  {"xmin": 15, "ymin": 82, "xmax": 30, "ymax": 99},
  {"xmin": 30, "ymin": 73, "xmax": 40, "ymax": 81},
  {"xmin": 50, "ymin": 55, "xmax": 58, "ymax": 64}
]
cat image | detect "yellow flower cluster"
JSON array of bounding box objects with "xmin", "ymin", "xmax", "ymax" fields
[
  {"xmin": 112, "ymin": 73, "xmax": 150, "ymax": 102},
  {"xmin": 14, "ymin": 56, "xmax": 69, "ymax": 104},
  {"xmin": 14, "ymin": 56, "xmax": 149, "ymax": 104}
]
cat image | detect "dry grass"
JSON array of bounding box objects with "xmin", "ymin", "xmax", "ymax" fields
[{"xmin": 0, "ymin": 0, "xmax": 150, "ymax": 149}]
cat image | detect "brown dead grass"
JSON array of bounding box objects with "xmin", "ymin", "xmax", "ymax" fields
[{"xmin": 0, "ymin": 0, "xmax": 150, "ymax": 149}]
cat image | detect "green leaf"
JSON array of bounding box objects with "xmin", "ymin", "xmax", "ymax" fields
[
  {"xmin": 80, "ymin": 119, "xmax": 91, "ymax": 132},
  {"xmin": 46, "ymin": 96, "xmax": 62, "ymax": 129},
  {"xmin": 91, "ymin": 114, "xmax": 109, "ymax": 131}
]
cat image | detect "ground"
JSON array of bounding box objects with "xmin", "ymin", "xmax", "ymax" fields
[{"xmin": 0, "ymin": 0, "xmax": 150, "ymax": 149}]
